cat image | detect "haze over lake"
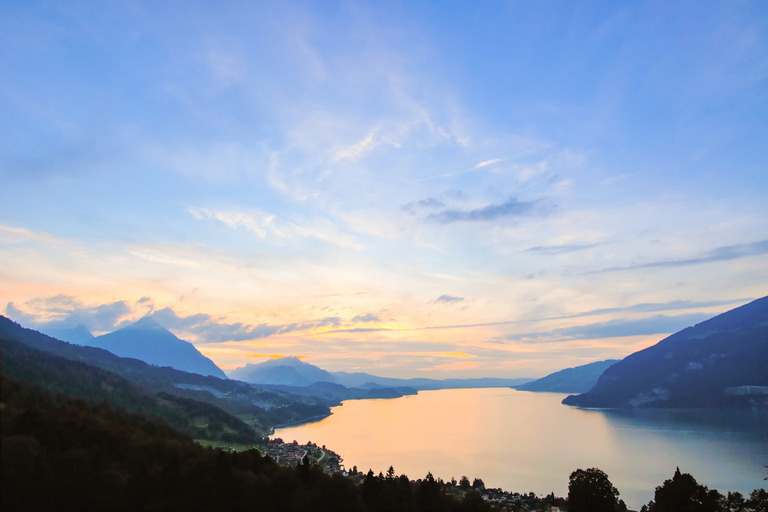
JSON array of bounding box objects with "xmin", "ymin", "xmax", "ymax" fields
[{"xmin": 274, "ymin": 388, "xmax": 768, "ymax": 510}]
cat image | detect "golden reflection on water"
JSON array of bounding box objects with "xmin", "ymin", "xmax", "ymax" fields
[{"xmin": 274, "ymin": 388, "xmax": 767, "ymax": 510}]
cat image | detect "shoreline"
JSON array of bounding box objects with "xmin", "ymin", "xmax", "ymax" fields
[{"xmin": 270, "ymin": 412, "xmax": 333, "ymax": 434}]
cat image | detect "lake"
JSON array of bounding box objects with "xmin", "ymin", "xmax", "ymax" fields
[{"xmin": 273, "ymin": 387, "xmax": 768, "ymax": 510}]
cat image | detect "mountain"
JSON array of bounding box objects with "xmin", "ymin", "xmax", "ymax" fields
[
  {"xmin": 515, "ymin": 359, "xmax": 618, "ymax": 393},
  {"xmin": 332, "ymin": 371, "xmax": 533, "ymax": 390},
  {"xmin": 563, "ymin": 296, "xmax": 768, "ymax": 408},
  {"xmin": 228, "ymin": 356, "xmax": 336, "ymax": 386},
  {"xmin": 84, "ymin": 317, "xmax": 227, "ymax": 379},
  {"xmin": 0, "ymin": 326, "xmax": 259, "ymax": 443},
  {"xmin": 40, "ymin": 324, "xmax": 95, "ymax": 345},
  {"xmin": 0, "ymin": 315, "xmax": 331, "ymax": 434}
]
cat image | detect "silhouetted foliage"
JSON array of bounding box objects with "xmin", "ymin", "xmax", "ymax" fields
[
  {"xmin": 568, "ymin": 467, "xmax": 627, "ymax": 512},
  {"xmin": 639, "ymin": 469, "xmax": 768, "ymax": 512},
  {"xmin": 1, "ymin": 377, "xmax": 495, "ymax": 511},
  {"xmin": 642, "ymin": 468, "xmax": 720, "ymax": 512}
]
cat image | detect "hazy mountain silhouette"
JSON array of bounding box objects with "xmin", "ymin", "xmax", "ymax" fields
[
  {"xmin": 563, "ymin": 296, "xmax": 768, "ymax": 408},
  {"xmin": 228, "ymin": 356, "xmax": 336, "ymax": 386},
  {"xmin": 41, "ymin": 324, "xmax": 95, "ymax": 345},
  {"xmin": 84, "ymin": 317, "xmax": 227, "ymax": 379},
  {"xmin": 332, "ymin": 371, "xmax": 532, "ymax": 390},
  {"xmin": 515, "ymin": 359, "xmax": 618, "ymax": 393}
]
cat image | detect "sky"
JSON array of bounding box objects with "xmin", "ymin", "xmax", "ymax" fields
[{"xmin": 1, "ymin": 0, "xmax": 767, "ymax": 379}]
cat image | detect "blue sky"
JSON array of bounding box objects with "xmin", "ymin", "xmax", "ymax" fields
[{"xmin": 2, "ymin": 0, "xmax": 767, "ymax": 378}]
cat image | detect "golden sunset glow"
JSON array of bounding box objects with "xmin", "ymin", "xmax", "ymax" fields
[{"xmin": 2, "ymin": 1, "xmax": 766, "ymax": 380}]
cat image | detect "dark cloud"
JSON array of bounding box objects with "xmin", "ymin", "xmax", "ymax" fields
[
  {"xmin": 150, "ymin": 311, "xmax": 282, "ymax": 343},
  {"xmin": 4, "ymin": 302, "xmax": 36, "ymax": 325},
  {"xmin": 508, "ymin": 313, "xmax": 711, "ymax": 342},
  {"xmin": 5, "ymin": 296, "xmax": 132, "ymax": 331},
  {"xmin": 189, "ymin": 315, "xmax": 343, "ymax": 343},
  {"xmin": 150, "ymin": 307, "xmax": 212, "ymax": 330},
  {"xmin": 586, "ymin": 239, "xmax": 768, "ymax": 274},
  {"xmin": 5, "ymin": 296, "xmax": 353, "ymax": 343},
  {"xmin": 311, "ymin": 316, "xmax": 342, "ymax": 328},
  {"xmin": 427, "ymin": 197, "xmax": 541, "ymax": 224},
  {"xmin": 401, "ymin": 198, "xmax": 445, "ymax": 212},
  {"xmin": 434, "ymin": 294, "xmax": 464, "ymax": 304},
  {"xmin": 523, "ymin": 243, "xmax": 603, "ymax": 255},
  {"xmin": 192, "ymin": 320, "xmax": 280, "ymax": 342},
  {"xmin": 352, "ymin": 313, "xmax": 380, "ymax": 323}
]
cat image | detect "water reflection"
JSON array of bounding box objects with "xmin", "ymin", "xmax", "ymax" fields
[{"xmin": 273, "ymin": 388, "xmax": 767, "ymax": 510}]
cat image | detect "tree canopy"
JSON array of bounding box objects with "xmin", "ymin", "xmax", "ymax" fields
[{"xmin": 568, "ymin": 467, "xmax": 627, "ymax": 512}]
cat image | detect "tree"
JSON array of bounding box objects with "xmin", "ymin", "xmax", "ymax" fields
[
  {"xmin": 746, "ymin": 488, "xmax": 768, "ymax": 512},
  {"xmin": 645, "ymin": 468, "xmax": 722, "ymax": 512},
  {"xmin": 568, "ymin": 467, "xmax": 627, "ymax": 512},
  {"xmin": 459, "ymin": 476, "xmax": 471, "ymax": 490},
  {"xmin": 472, "ymin": 478, "xmax": 485, "ymax": 490}
]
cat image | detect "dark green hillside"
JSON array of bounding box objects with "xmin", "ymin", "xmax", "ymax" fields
[
  {"xmin": 0, "ymin": 336, "xmax": 258, "ymax": 444},
  {"xmin": 563, "ymin": 296, "xmax": 768, "ymax": 408},
  {"xmin": 0, "ymin": 316, "xmax": 330, "ymax": 433},
  {"xmin": 1, "ymin": 377, "xmax": 493, "ymax": 512}
]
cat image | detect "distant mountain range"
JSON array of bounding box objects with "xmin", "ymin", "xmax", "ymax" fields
[
  {"xmin": 514, "ymin": 359, "xmax": 618, "ymax": 393},
  {"xmin": 333, "ymin": 371, "xmax": 533, "ymax": 390},
  {"xmin": 229, "ymin": 356, "xmax": 336, "ymax": 387},
  {"xmin": 227, "ymin": 356, "xmax": 532, "ymax": 391},
  {"xmin": 563, "ymin": 296, "xmax": 768, "ymax": 408},
  {"xmin": 45, "ymin": 317, "xmax": 227, "ymax": 379}
]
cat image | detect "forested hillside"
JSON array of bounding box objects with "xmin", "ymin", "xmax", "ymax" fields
[
  {"xmin": 0, "ymin": 316, "xmax": 330, "ymax": 434},
  {"xmin": 563, "ymin": 296, "xmax": 768, "ymax": 408},
  {"xmin": 1, "ymin": 376, "xmax": 497, "ymax": 511}
]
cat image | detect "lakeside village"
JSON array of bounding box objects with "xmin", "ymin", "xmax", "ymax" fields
[{"xmin": 216, "ymin": 437, "xmax": 569, "ymax": 512}]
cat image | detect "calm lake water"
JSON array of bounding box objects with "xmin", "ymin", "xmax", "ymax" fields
[{"xmin": 273, "ymin": 388, "xmax": 767, "ymax": 510}]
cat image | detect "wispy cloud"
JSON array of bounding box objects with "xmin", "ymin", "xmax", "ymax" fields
[
  {"xmin": 570, "ymin": 298, "xmax": 752, "ymax": 318},
  {"xmin": 473, "ymin": 158, "xmax": 502, "ymax": 169},
  {"xmin": 586, "ymin": 239, "xmax": 768, "ymax": 274},
  {"xmin": 523, "ymin": 243, "xmax": 604, "ymax": 255},
  {"xmin": 332, "ymin": 132, "xmax": 378, "ymax": 161},
  {"xmin": 507, "ymin": 313, "xmax": 712, "ymax": 342},
  {"xmin": 420, "ymin": 361, "xmax": 479, "ymax": 371},
  {"xmin": 317, "ymin": 298, "xmax": 748, "ymax": 335},
  {"xmin": 414, "ymin": 158, "xmax": 503, "ymax": 182},
  {"xmin": 189, "ymin": 207, "xmax": 274, "ymax": 238},
  {"xmin": 427, "ymin": 197, "xmax": 542, "ymax": 224},
  {"xmin": 189, "ymin": 207, "xmax": 362, "ymax": 248}
]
